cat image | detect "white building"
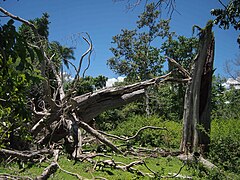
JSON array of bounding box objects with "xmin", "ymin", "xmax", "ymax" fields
[{"xmin": 222, "ymin": 78, "xmax": 240, "ymax": 90}]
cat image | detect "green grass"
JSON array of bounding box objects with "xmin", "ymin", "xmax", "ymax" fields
[
  {"xmin": 0, "ymin": 153, "xmax": 233, "ymax": 179},
  {"xmin": 1, "ymin": 118, "xmax": 240, "ymax": 179}
]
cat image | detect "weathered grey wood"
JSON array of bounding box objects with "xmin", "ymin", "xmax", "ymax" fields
[{"xmin": 180, "ymin": 21, "xmax": 215, "ymax": 153}]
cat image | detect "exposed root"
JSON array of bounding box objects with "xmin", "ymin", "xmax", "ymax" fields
[{"xmin": 178, "ymin": 153, "xmax": 217, "ymax": 169}]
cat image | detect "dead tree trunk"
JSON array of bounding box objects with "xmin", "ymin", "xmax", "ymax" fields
[{"xmin": 180, "ymin": 21, "xmax": 215, "ymax": 153}]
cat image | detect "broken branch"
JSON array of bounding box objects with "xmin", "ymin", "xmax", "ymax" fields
[
  {"xmin": 0, "ymin": 149, "xmax": 53, "ymax": 161},
  {"xmin": 98, "ymin": 126, "xmax": 168, "ymax": 141}
]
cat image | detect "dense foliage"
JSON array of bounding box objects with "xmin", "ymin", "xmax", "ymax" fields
[
  {"xmin": 0, "ymin": 14, "xmax": 76, "ymax": 149},
  {"xmin": 0, "ymin": 19, "xmax": 42, "ymax": 149},
  {"xmin": 111, "ymin": 115, "xmax": 181, "ymax": 149},
  {"xmin": 209, "ymin": 119, "xmax": 240, "ymax": 173}
]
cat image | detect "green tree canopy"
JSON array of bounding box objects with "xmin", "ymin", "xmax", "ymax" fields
[
  {"xmin": 108, "ymin": 3, "xmax": 173, "ymax": 83},
  {"xmin": 211, "ymin": 0, "xmax": 240, "ymax": 45}
]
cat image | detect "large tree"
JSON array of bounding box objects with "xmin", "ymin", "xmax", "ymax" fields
[
  {"xmin": 108, "ymin": 3, "xmax": 173, "ymax": 115},
  {"xmin": 108, "ymin": 3, "xmax": 171, "ymax": 81}
]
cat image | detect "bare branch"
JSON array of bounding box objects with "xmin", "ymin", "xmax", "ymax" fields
[
  {"xmin": 79, "ymin": 153, "xmax": 112, "ymax": 162},
  {"xmin": 56, "ymin": 162, "xmax": 83, "ymax": 179},
  {"xmin": 163, "ymin": 162, "xmax": 185, "ymax": 178},
  {"xmin": 0, "ymin": 149, "xmax": 53, "ymax": 161},
  {"xmin": 166, "ymin": 56, "xmax": 191, "ymax": 79},
  {"xmin": 218, "ymin": 0, "xmax": 227, "ymax": 9},
  {"xmin": 98, "ymin": 126, "xmax": 167, "ymax": 141},
  {"xmin": 82, "ymin": 47, "xmax": 93, "ymax": 78},
  {"xmin": 74, "ymin": 33, "xmax": 93, "ymax": 84},
  {"xmin": 0, "ymin": 7, "xmax": 36, "ymax": 31},
  {"xmin": 36, "ymin": 150, "xmax": 59, "ymax": 180},
  {"xmin": 63, "ymin": 58, "xmax": 78, "ymax": 74},
  {"xmin": 95, "ymin": 159, "xmax": 153, "ymax": 177},
  {"xmin": 73, "ymin": 115, "xmax": 123, "ymax": 154}
]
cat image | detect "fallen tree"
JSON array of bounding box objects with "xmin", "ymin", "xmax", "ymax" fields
[
  {"xmin": 0, "ymin": 7, "xmax": 218, "ymax": 179},
  {"xmin": 0, "ymin": 7, "xmax": 190, "ymax": 155}
]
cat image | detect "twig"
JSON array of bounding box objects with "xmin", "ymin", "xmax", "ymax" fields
[
  {"xmin": 142, "ymin": 160, "xmax": 157, "ymax": 175},
  {"xmin": 79, "ymin": 153, "xmax": 112, "ymax": 162},
  {"xmin": 218, "ymin": 0, "xmax": 227, "ymax": 9},
  {"xmin": 56, "ymin": 162, "xmax": 84, "ymax": 180},
  {"xmin": 63, "ymin": 58, "xmax": 78, "ymax": 74},
  {"xmin": 163, "ymin": 162, "xmax": 185, "ymax": 178}
]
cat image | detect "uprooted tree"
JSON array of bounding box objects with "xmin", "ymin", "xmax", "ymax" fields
[
  {"xmin": 0, "ymin": 7, "xmax": 187, "ymax": 155},
  {"xmin": 0, "ymin": 6, "xmax": 215, "ymax": 178}
]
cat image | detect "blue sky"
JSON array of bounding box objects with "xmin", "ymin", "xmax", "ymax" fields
[{"xmin": 1, "ymin": 0, "xmax": 239, "ymax": 78}]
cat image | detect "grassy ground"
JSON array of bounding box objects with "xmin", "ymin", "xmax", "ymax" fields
[
  {"xmin": 0, "ymin": 154, "xmax": 187, "ymax": 179},
  {"xmin": 0, "ymin": 152, "xmax": 236, "ymax": 179},
  {"xmin": 0, "ymin": 118, "xmax": 239, "ymax": 179}
]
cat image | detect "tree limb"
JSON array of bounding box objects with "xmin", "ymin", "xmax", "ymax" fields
[
  {"xmin": 35, "ymin": 149, "xmax": 59, "ymax": 180},
  {"xmin": 75, "ymin": 117, "xmax": 123, "ymax": 154},
  {"xmin": 0, "ymin": 149, "xmax": 53, "ymax": 161},
  {"xmin": 166, "ymin": 56, "xmax": 191, "ymax": 79},
  {"xmin": 0, "ymin": 7, "xmax": 36, "ymax": 30}
]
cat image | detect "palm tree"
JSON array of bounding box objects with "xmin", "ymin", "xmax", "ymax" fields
[{"xmin": 50, "ymin": 41, "xmax": 75, "ymax": 83}]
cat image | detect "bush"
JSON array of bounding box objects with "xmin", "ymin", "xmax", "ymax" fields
[
  {"xmin": 110, "ymin": 115, "xmax": 182, "ymax": 149},
  {"xmin": 209, "ymin": 119, "xmax": 240, "ymax": 173},
  {"xmin": 96, "ymin": 102, "xmax": 145, "ymax": 131}
]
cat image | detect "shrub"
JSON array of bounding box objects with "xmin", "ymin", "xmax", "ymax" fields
[
  {"xmin": 110, "ymin": 115, "xmax": 182, "ymax": 149},
  {"xmin": 209, "ymin": 119, "xmax": 240, "ymax": 173}
]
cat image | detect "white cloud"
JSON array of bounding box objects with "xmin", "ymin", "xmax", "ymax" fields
[
  {"xmin": 106, "ymin": 77, "xmax": 125, "ymax": 87},
  {"xmin": 62, "ymin": 72, "xmax": 74, "ymax": 82}
]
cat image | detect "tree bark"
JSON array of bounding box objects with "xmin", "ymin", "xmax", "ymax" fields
[{"xmin": 180, "ymin": 21, "xmax": 215, "ymax": 153}]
